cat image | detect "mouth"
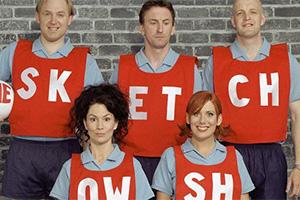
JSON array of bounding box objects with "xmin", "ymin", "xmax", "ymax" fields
[
  {"xmin": 196, "ymin": 126, "xmax": 208, "ymax": 132},
  {"xmin": 48, "ymin": 27, "xmax": 59, "ymax": 32},
  {"xmin": 243, "ymin": 23, "xmax": 253, "ymax": 27}
]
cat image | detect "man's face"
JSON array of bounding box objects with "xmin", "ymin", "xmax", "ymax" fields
[
  {"xmin": 231, "ymin": 0, "xmax": 265, "ymax": 39},
  {"xmin": 139, "ymin": 6, "xmax": 175, "ymax": 50},
  {"xmin": 35, "ymin": 0, "xmax": 73, "ymax": 44}
]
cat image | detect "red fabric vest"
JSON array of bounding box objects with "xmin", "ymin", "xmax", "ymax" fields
[
  {"xmin": 213, "ymin": 44, "xmax": 290, "ymax": 144},
  {"xmin": 118, "ymin": 55, "xmax": 196, "ymax": 157},
  {"xmin": 175, "ymin": 145, "xmax": 242, "ymax": 200},
  {"xmin": 69, "ymin": 154, "xmax": 136, "ymax": 200},
  {"xmin": 10, "ymin": 39, "xmax": 87, "ymax": 138}
]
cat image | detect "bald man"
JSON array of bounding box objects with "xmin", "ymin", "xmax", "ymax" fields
[{"xmin": 202, "ymin": 0, "xmax": 300, "ymax": 199}]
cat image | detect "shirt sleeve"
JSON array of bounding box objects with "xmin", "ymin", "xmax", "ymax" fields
[
  {"xmin": 152, "ymin": 147, "xmax": 176, "ymax": 196},
  {"xmin": 193, "ymin": 64, "xmax": 203, "ymax": 93},
  {"xmin": 0, "ymin": 41, "xmax": 18, "ymax": 81},
  {"xmin": 109, "ymin": 63, "xmax": 119, "ymax": 84},
  {"xmin": 235, "ymin": 150, "xmax": 255, "ymax": 194},
  {"xmin": 202, "ymin": 55, "xmax": 215, "ymax": 92},
  {"xmin": 49, "ymin": 159, "xmax": 71, "ymax": 200},
  {"xmin": 84, "ymin": 53, "xmax": 104, "ymax": 86},
  {"xmin": 133, "ymin": 158, "xmax": 155, "ymax": 199},
  {"xmin": 288, "ymin": 53, "xmax": 300, "ymax": 103}
]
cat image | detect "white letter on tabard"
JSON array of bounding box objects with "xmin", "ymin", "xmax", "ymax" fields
[
  {"xmin": 78, "ymin": 178, "xmax": 98, "ymax": 200},
  {"xmin": 228, "ymin": 75, "xmax": 250, "ymax": 107},
  {"xmin": 17, "ymin": 67, "xmax": 39, "ymax": 100},
  {"xmin": 184, "ymin": 172, "xmax": 205, "ymax": 200},
  {"xmin": 48, "ymin": 69, "xmax": 71, "ymax": 103},
  {"xmin": 129, "ymin": 86, "xmax": 148, "ymax": 120},
  {"xmin": 212, "ymin": 173, "xmax": 233, "ymax": 200},
  {"xmin": 259, "ymin": 73, "xmax": 279, "ymax": 106},
  {"xmin": 162, "ymin": 87, "xmax": 182, "ymax": 121},
  {"xmin": 104, "ymin": 177, "xmax": 131, "ymax": 200}
]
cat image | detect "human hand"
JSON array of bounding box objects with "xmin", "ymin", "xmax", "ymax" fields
[
  {"xmin": 0, "ymin": 118, "xmax": 4, "ymax": 123},
  {"xmin": 286, "ymin": 168, "xmax": 300, "ymax": 198}
]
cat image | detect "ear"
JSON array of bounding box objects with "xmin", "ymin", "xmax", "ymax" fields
[
  {"xmin": 230, "ymin": 16, "xmax": 236, "ymax": 29},
  {"xmin": 83, "ymin": 119, "xmax": 87, "ymax": 130},
  {"xmin": 186, "ymin": 112, "xmax": 190, "ymax": 124},
  {"xmin": 35, "ymin": 12, "xmax": 41, "ymax": 24},
  {"xmin": 171, "ymin": 24, "xmax": 175, "ymax": 36},
  {"xmin": 217, "ymin": 114, "xmax": 222, "ymax": 126},
  {"xmin": 113, "ymin": 120, "xmax": 119, "ymax": 131},
  {"xmin": 68, "ymin": 14, "xmax": 74, "ymax": 26},
  {"xmin": 260, "ymin": 14, "xmax": 266, "ymax": 26},
  {"xmin": 139, "ymin": 23, "xmax": 145, "ymax": 35}
]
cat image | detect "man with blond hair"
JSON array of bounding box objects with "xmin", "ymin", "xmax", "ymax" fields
[
  {"xmin": 0, "ymin": 0, "xmax": 104, "ymax": 198},
  {"xmin": 203, "ymin": 0, "xmax": 300, "ymax": 198}
]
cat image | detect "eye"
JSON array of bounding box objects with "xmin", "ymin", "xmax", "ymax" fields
[
  {"xmin": 105, "ymin": 117, "xmax": 111, "ymax": 122},
  {"xmin": 150, "ymin": 21, "xmax": 156, "ymax": 25},
  {"xmin": 193, "ymin": 112, "xmax": 200, "ymax": 117},
  {"xmin": 207, "ymin": 112, "xmax": 214, "ymax": 117},
  {"xmin": 89, "ymin": 117, "xmax": 96, "ymax": 122}
]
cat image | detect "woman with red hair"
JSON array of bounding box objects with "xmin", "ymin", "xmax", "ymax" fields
[{"xmin": 152, "ymin": 91, "xmax": 254, "ymax": 200}]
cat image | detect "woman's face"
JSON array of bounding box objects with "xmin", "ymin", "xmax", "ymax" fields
[
  {"xmin": 83, "ymin": 103, "xmax": 118, "ymax": 146},
  {"xmin": 187, "ymin": 101, "xmax": 222, "ymax": 142}
]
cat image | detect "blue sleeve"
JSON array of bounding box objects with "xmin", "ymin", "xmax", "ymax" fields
[
  {"xmin": 288, "ymin": 53, "xmax": 300, "ymax": 103},
  {"xmin": 235, "ymin": 150, "xmax": 255, "ymax": 194},
  {"xmin": 202, "ymin": 55, "xmax": 215, "ymax": 92},
  {"xmin": 133, "ymin": 158, "xmax": 155, "ymax": 199},
  {"xmin": 50, "ymin": 159, "xmax": 71, "ymax": 200},
  {"xmin": 84, "ymin": 53, "xmax": 104, "ymax": 87},
  {"xmin": 109, "ymin": 63, "xmax": 119, "ymax": 84},
  {"xmin": 152, "ymin": 147, "xmax": 176, "ymax": 196},
  {"xmin": 0, "ymin": 41, "xmax": 18, "ymax": 81},
  {"xmin": 193, "ymin": 64, "xmax": 203, "ymax": 93}
]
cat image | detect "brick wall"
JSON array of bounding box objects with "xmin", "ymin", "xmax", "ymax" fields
[{"xmin": 0, "ymin": 0, "xmax": 299, "ymax": 197}]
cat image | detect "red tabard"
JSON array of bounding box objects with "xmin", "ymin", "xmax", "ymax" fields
[
  {"xmin": 213, "ymin": 44, "xmax": 290, "ymax": 144},
  {"xmin": 69, "ymin": 154, "xmax": 136, "ymax": 200},
  {"xmin": 10, "ymin": 39, "xmax": 87, "ymax": 138},
  {"xmin": 175, "ymin": 146, "xmax": 242, "ymax": 200},
  {"xmin": 118, "ymin": 55, "xmax": 196, "ymax": 157}
]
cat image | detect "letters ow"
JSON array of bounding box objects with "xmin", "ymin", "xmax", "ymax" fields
[{"xmin": 77, "ymin": 177, "xmax": 131, "ymax": 200}]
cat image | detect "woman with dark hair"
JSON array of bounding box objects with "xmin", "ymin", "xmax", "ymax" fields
[
  {"xmin": 152, "ymin": 91, "xmax": 254, "ymax": 200},
  {"xmin": 50, "ymin": 83, "xmax": 154, "ymax": 199}
]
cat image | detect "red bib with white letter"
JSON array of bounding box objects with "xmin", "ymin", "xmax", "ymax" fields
[
  {"xmin": 10, "ymin": 39, "xmax": 87, "ymax": 137},
  {"xmin": 118, "ymin": 54, "xmax": 195, "ymax": 157},
  {"xmin": 175, "ymin": 145, "xmax": 241, "ymax": 200},
  {"xmin": 69, "ymin": 153, "xmax": 136, "ymax": 200},
  {"xmin": 213, "ymin": 44, "xmax": 290, "ymax": 144}
]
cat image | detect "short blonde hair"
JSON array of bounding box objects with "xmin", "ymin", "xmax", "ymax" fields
[{"xmin": 36, "ymin": 0, "xmax": 75, "ymax": 15}]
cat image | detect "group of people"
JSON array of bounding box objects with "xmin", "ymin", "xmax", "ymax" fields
[{"xmin": 0, "ymin": 0, "xmax": 299, "ymax": 199}]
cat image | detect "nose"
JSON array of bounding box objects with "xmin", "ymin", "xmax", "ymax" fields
[
  {"xmin": 96, "ymin": 120, "xmax": 104, "ymax": 129},
  {"xmin": 244, "ymin": 12, "xmax": 251, "ymax": 20},
  {"xmin": 157, "ymin": 22, "xmax": 163, "ymax": 33},
  {"xmin": 199, "ymin": 115, "xmax": 206, "ymax": 124},
  {"xmin": 50, "ymin": 15, "xmax": 57, "ymax": 24}
]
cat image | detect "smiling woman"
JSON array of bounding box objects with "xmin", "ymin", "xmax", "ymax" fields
[{"xmin": 152, "ymin": 91, "xmax": 255, "ymax": 200}]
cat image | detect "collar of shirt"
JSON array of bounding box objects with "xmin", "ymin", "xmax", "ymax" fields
[
  {"xmin": 135, "ymin": 46, "xmax": 179, "ymax": 72},
  {"xmin": 230, "ymin": 36, "xmax": 271, "ymax": 61},
  {"xmin": 81, "ymin": 143, "xmax": 124, "ymax": 169},
  {"xmin": 32, "ymin": 36, "xmax": 74, "ymax": 58},
  {"xmin": 181, "ymin": 138, "xmax": 226, "ymax": 157}
]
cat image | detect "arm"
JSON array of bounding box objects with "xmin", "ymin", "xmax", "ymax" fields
[
  {"xmin": 157, "ymin": 191, "xmax": 172, "ymax": 200},
  {"xmin": 109, "ymin": 64, "xmax": 119, "ymax": 84},
  {"xmin": 193, "ymin": 64, "xmax": 202, "ymax": 93},
  {"xmin": 240, "ymin": 193, "xmax": 250, "ymax": 200},
  {"xmin": 202, "ymin": 55, "xmax": 214, "ymax": 92},
  {"xmin": 84, "ymin": 54, "xmax": 104, "ymax": 86},
  {"xmin": 286, "ymin": 99, "xmax": 300, "ymax": 198}
]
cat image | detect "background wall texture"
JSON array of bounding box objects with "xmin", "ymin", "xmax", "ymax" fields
[{"xmin": 0, "ymin": 0, "xmax": 300, "ymax": 197}]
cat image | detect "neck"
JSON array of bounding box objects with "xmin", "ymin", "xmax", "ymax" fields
[
  {"xmin": 143, "ymin": 43, "xmax": 170, "ymax": 70},
  {"xmin": 237, "ymin": 35, "xmax": 263, "ymax": 61},
  {"xmin": 90, "ymin": 142, "xmax": 114, "ymax": 166},
  {"xmin": 40, "ymin": 36, "xmax": 65, "ymax": 55},
  {"xmin": 190, "ymin": 137, "xmax": 216, "ymax": 158}
]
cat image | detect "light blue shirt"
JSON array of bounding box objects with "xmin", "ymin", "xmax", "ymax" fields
[
  {"xmin": 152, "ymin": 139, "xmax": 254, "ymax": 199},
  {"xmin": 50, "ymin": 144, "xmax": 154, "ymax": 200},
  {"xmin": 109, "ymin": 47, "xmax": 203, "ymax": 93},
  {"xmin": 0, "ymin": 36, "xmax": 104, "ymax": 141},
  {"xmin": 202, "ymin": 37, "xmax": 300, "ymax": 103}
]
